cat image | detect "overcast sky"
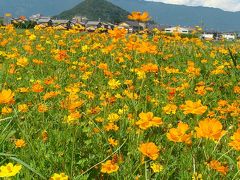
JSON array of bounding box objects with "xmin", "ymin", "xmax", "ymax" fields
[{"xmin": 145, "ymin": 0, "xmax": 240, "ymax": 11}]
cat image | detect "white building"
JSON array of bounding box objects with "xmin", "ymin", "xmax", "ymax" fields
[
  {"xmin": 200, "ymin": 33, "xmax": 214, "ymax": 40},
  {"xmin": 164, "ymin": 26, "xmax": 191, "ymax": 34},
  {"xmin": 222, "ymin": 33, "xmax": 235, "ymax": 41}
]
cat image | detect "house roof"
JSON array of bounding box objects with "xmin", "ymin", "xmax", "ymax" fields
[
  {"xmin": 29, "ymin": 14, "xmax": 42, "ymax": 20},
  {"xmin": 165, "ymin": 26, "xmax": 190, "ymax": 31},
  {"xmin": 71, "ymin": 21, "xmax": 86, "ymax": 26},
  {"xmin": 52, "ymin": 20, "xmax": 70, "ymax": 24},
  {"xmin": 37, "ymin": 18, "xmax": 51, "ymax": 23},
  {"xmin": 86, "ymin": 21, "xmax": 101, "ymax": 26}
]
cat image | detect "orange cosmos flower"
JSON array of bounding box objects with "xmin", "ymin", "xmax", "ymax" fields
[
  {"xmin": 128, "ymin": 11, "xmax": 150, "ymax": 22},
  {"xmin": 0, "ymin": 89, "xmax": 15, "ymax": 104},
  {"xmin": 136, "ymin": 112, "xmax": 163, "ymax": 130},
  {"xmin": 101, "ymin": 160, "xmax": 119, "ymax": 174},
  {"xmin": 41, "ymin": 130, "xmax": 48, "ymax": 142},
  {"xmin": 208, "ymin": 160, "xmax": 228, "ymax": 175},
  {"xmin": 167, "ymin": 122, "xmax": 192, "ymax": 144},
  {"xmin": 60, "ymin": 95, "xmax": 84, "ymax": 111},
  {"xmin": 1, "ymin": 106, "xmax": 13, "ymax": 115},
  {"xmin": 98, "ymin": 63, "xmax": 108, "ymax": 70},
  {"xmin": 180, "ymin": 100, "xmax": 207, "ymax": 115},
  {"xmin": 32, "ymin": 83, "xmax": 44, "ymax": 93},
  {"xmin": 139, "ymin": 142, "xmax": 159, "ymax": 160},
  {"xmin": 195, "ymin": 118, "xmax": 226, "ymax": 141},
  {"xmin": 38, "ymin": 104, "xmax": 48, "ymax": 112},
  {"xmin": 108, "ymin": 28, "xmax": 127, "ymax": 40},
  {"xmin": 104, "ymin": 123, "xmax": 119, "ymax": 132},
  {"xmin": 32, "ymin": 59, "xmax": 44, "ymax": 65},
  {"xmin": 43, "ymin": 91, "xmax": 60, "ymax": 101},
  {"xmin": 15, "ymin": 139, "xmax": 26, "ymax": 148},
  {"xmin": 141, "ymin": 63, "xmax": 158, "ymax": 73},
  {"xmin": 229, "ymin": 129, "xmax": 240, "ymax": 151}
]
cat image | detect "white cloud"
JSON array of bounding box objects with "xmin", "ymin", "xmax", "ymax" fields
[{"xmin": 145, "ymin": 0, "xmax": 240, "ymax": 11}]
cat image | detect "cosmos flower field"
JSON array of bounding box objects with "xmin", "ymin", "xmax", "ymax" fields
[{"xmin": 0, "ymin": 25, "xmax": 239, "ymax": 179}]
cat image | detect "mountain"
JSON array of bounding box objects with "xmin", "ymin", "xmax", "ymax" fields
[
  {"xmin": 55, "ymin": 0, "xmax": 129, "ymax": 23},
  {"xmin": 0, "ymin": 0, "xmax": 81, "ymax": 17},
  {"xmin": 0, "ymin": 0, "xmax": 240, "ymax": 31},
  {"xmin": 108, "ymin": 0, "xmax": 240, "ymax": 32}
]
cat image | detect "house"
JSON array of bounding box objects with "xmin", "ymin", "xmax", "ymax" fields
[
  {"xmin": 72, "ymin": 16, "xmax": 88, "ymax": 24},
  {"xmin": 237, "ymin": 34, "xmax": 240, "ymax": 39},
  {"xmin": 118, "ymin": 21, "xmax": 143, "ymax": 33},
  {"xmin": 71, "ymin": 16, "xmax": 86, "ymax": 30},
  {"xmin": 11, "ymin": 17, "xmax": 26, "ymax": 24},
  {"xmin": 200, "ymin": 31, "xmax": 221, "ymax": 40},
  {"xmin": 102, "ymin": 22, "xmax": 115, "ymax": 30},
  {"xmin": 85, "ymin": 21, "xmax": 102, "ymax": 31},
  {"xmin": 29, "ymin": 14, "xmax": 42, "ymax": 21},
  {"xmin": 164, "ymin": 26, "xmax": 192, "ymax": 34},
  {"xmin": 51, "ymin": 20, "xmax": 71, "ymax": 30},
  {"xmin": 36, "ymin": 17, "xmax": 52, "ymax": 28},
  {"xmin": 222, "ymin": 33, "xmax": 236, "ymax": 41},
  {"xmin": 200, "ymin": 33, "xmax": 214, "ymax": 40}
]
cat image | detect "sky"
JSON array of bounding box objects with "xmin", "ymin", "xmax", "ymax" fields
[{"xmin": 145, "ymin": 0, "xmax": 240, "ymax": 11}]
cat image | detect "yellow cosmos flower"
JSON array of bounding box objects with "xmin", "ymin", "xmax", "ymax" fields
[
  {"xmin": 108, "ymin": 138, "xmax": 118, "ymax": 146},
  {"xmin": 50, "ymin": 173, "xmax": 68, "ymax": 180},
  {"xmin": 29, "ymin": 34, "xmax": 36, "ymax": 41},
  {"xmin": 64, "ymin": 111, "xmax": 81, "ymax": 124},
  {"xmin": 195, "ymin": 118, "xmax": 226, "ymax": 141},
  {"xmin": 18, "ymin": 104, "xmax": 28, "ymax": 112},
  {"xmin": 17, "ymin": 57, "xmax": 29, "ymax": 67},
  {"xmin": 139, "ymin": 142, "xmax": 159, "ymax": 160},
  {"xmin": 151, "ymin": 163, "xmax": 163, "ymax": 173},
  {"xmin": 0, "ymin": 163, "xmax": 22, "ymax": 178},
  {"xmin": 107, "ymin": 113, "xmax": 120, "ymax": 122},
  {"xmin": 180, "ymin": 100, "xmax": 207, "ymax": 115},
  {"xmin": 108, "ymin": 79, "xmax": 121, "ymax": 90},
  {"xmin": 163, "ymin": 104, "xmax": 177, "ymax": 114},
  {"xmin": 0, "ymin": 89, "xmax": 15, "ymax": 104},
  {"xmin": 101, "ymin": 160, "xmax": 119, "ymax": 174},
  {"xmin": 167, "ymin": 122, "xmax": 192, "ymax": 144}
]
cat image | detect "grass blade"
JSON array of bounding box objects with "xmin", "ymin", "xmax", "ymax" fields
[{"xmin": 9, "ymin": 157, "xmax": 46, "ymax": 179}]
